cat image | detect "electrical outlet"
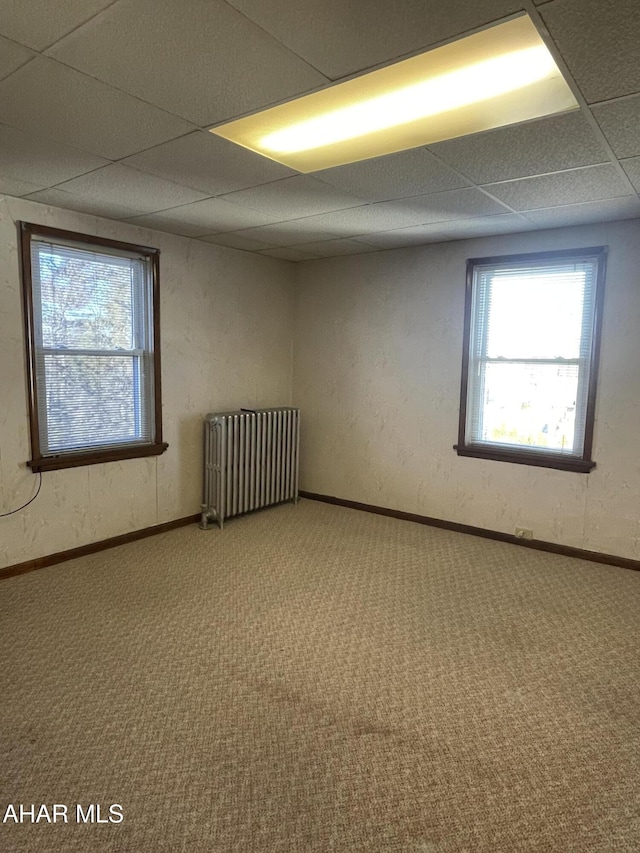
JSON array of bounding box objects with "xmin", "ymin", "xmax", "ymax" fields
[{"xmin": 515, "ymin": 527, "xmax": 533, "ymax": 540}]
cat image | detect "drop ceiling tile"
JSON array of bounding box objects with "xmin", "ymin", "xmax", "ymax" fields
[
  {"xmin": 430, "ymin": 111, "xmax": 609, "ymax": 184},
  {"xmin": 284, "ymin": 203, "xmax": 430, "ymax": 237},
  {"xmin": 0, "ymin": 36, "xmax": 33, "ymax": 80},
  {"xmin": 230, "ymin": 220, "xmax": 343, "ymax": 247},
  {"xmin": 199, "ymin": 232, "xmax": 279, "ymax": 251},
  {"xmin": 258, "ymin": 247, "xmax": 318, "ymax": 262},
  {"xmin": 54, "ymin": 164, "xmax": 209, "ymax": 215},
  {"xmin": 224, "ymin": 0, "xmax": 521, "ymax": 79},
  {"xmin": 484, "ymin": 165, "xmax": 632, "ymax": 211},
  {"xmin": 313, "ymin": 148, "xmax": 469, "ymax": 202},
  {"xmin": 592, "ymin": 95, "xmax": 640, "ymax": 159},
  {"xmin": 220, "ymin": 176, "xmax": 363, "ymax": 220},
  {"xmin": 0, "ymin": 175, "xmax": 45, "ymax": 196},
  {"xmin": 294, "ymin": 238, "xmax": 380, "ymax": 257},
  {"xmin": 540, "ymin": 0, "xmax": 640, "ymax": 103},
  {"xmin": 434, "ymin": 213, "xmax": 535, "ymax": 238},
  {"xmin": 122, "ymin": 215, "xmax": 216, "ymax": 239},
  {"xmin": 393, "ymin": 187, "xmax": 508, "ymax": 222},
  {"xmin": 0, "ymin": 0, "xmax": 115, "ymax": 50},
  {"xmin": 47, "ymin": 0, "xmax": 328, "ymax": 126},
  {"xmin": 0, "ymin": 58, "xmax": 195, "ymax": 160},
  {"xmin": 25, "ymin": 188, "xmax": 142, "ymax": 219},
  {"xmin": 126, "ymin": 198, "xmax": 281, "ymax": 237},
  {"xmin": 121, "ymin": 132, "xmax": 296, "ymax": 196},
  {"xmin": 620, "ymin": 157, "xmax": 640, "ymax": 193},
  {"xmin": 524, "ymin": 196, "xmax": 640, "ymax": 227},
  {"xmin": 0, "ymin": 123, "xmax": 110, "ymax": 187},
  {"xmin": 357, "ymin": 213, "xmax": 535, "ymax": 249},
  {"xmin": 352, "ymin": 224, "xmax": 456, "ymax": 249}
]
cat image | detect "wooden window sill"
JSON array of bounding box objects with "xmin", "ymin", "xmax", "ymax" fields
[
  {"xmin": 453, "ymin": 444, "xmax": 595, "ymax": 472},
  {"xmin": 27, "ymin": 442, "xmax": 169, "ymax": 472}
]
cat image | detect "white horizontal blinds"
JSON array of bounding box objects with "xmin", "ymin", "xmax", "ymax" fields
[
  {"xmin": 31, "ymin": 239, "xmax": 154, "ymax": 455},
  {"xmin": 466, "ymin": 257, "xmax": 598, "ymax": 457}
]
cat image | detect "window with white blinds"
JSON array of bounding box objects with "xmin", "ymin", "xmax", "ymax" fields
[
  {"xmin": 20, "ymin": 223, "xmax": 167, "ymax": 472},
  {"xmin": 457, "ymin": 247, "xmax": 606, "ymax": 472}
]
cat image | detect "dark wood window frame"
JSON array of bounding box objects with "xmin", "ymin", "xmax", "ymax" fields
[
  {"xmin": 455, "ymin": 246, "xmax": 607, "ymax": 473},
  {"xmin": 20, "ymin": 222, "xmax": 168, "ymax": 473}
]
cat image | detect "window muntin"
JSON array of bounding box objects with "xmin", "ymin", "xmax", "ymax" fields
[
  {"xmin": 457, "ymin": 248, "xmax": 606, "ymax": 472},
  {"xmin": 20, "ymin": 223, "xmax": 167, "ymax": 472}
]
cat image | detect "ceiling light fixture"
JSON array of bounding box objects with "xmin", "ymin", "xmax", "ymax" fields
[{"xmin": 210, "ymin": 15, "xmax": 578, "ymax": 172}]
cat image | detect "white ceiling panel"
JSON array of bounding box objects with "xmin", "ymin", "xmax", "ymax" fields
[
  {"xmin": 355, "ymin": 213, "xmax": 536, "ymax": 248},
  {"xmin": 258, "ymin": 247, "xmax": 319, "ymax": 262},
  {"xmin": 348, "ymin": 223, "xmax": 457, "ymax": 248},
  {"xmin": 24, "ymin": 188, "xmax": 143, "ymax": 220},
  {"xmin": 224, "ymin": 0, "xmax": 521, "ymax": 79},
  {"xmin": 0, "ymin": 124, "xmax": 109, "ymax": 187},
  {"xmin": 484, "ymin": 165, "xmax": 633, "ymax": 211},
  {"xmin": 430, "ymin": 111, "xmax": 609, "ymax": 184},
  {"xmin": 122, "ymin": 215, "xmax": 221, "ymax": 240},
  {"xmin": 220, "ymin": 176, "xmax": 364, "ymax": 220},
  {"xmin": 47, "ymin": 0, "xmax": 329, "ymax": 126},
  {"xmin": 393, "ymin": 188, "xmax": 509, "ymax": 222},
  {"xmin": 0, "ymin": 175, "xmax": 45, "ymax": 196},
  {"xmin": 313, "ymin": 148, "xmax": 469, "ymax": 202},
  {"xmin": 226, "ymin": 221, "xmax": 344, "ymax": 247},
  {"xmin": 293, "ymin": 238, "xmax": 380, "ymax": 257},
  {"xmin": 540, "ymin": 0, "xmax": 640, "ymax": 103},
  {"xmin": 200, "ymin": 233, "xmax": 280, "ymax": 252},
  {"xmin": 621, "ymin": 158, "xmax": 640, "ymax": 194},
  {"xmin": 0, "ymin": 58, "xmax": 195, "ymax": 160},
  {"xmin": 592, "ymin": 95, "xmax": 640, "ymax": 160},
  {"xmin": 0, "ymin": 37, "xmax": 33, "ymax": 81},
  {"xmin": 0, "ymin": 0, "xmax": 116, "ymax": 51},
  {"xmin": 524, "ymin": 196, "xmax": 640, "ymax": 228},
  {"xmin": 126, "ymin": 198, "xmax": 282, "ymax": 237},
  {"xmin": 121, "ymin": 132, "xmax": 295, "ymax": 196},
  {"xmin": 54, "ymin": 164, "xmax": 209, "ymax": 215},
  {"xmin": 435, "ymin": 213, "xmax": 536, "ymax": 239},
  {"xmin": 278, "ymin": 202, "xmax": 436, "ymax": 237}
]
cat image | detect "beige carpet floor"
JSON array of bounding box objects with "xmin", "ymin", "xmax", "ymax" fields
[{"xmin": 0, "ymin": 498, "xmax": 638, "ymax": 852}]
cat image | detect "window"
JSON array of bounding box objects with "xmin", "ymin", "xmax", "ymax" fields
[
  {"xmin": 20, "ymin": 222, "xmax": 168, "ymax": 472},
  {"xmin": 456, "ymin": 247, "xmax": 607, "ymax": 472}
]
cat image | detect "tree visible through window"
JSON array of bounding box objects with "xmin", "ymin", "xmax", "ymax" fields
[
  {"xmin": 456, "ymin": 247, "xmax": 607, "ymax": 472},
  {"xmin": 20, "ymin": 223, "xmax": 168, "ymax": 472}
]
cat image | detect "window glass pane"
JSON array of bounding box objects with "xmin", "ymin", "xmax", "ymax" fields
[
  {"xmin": 477, "ymin": 361, "xmax": 580, "ymax": 453},
  {"xmin": 37, "ymin": 247, "xmax": 136, "ymax": 350},
  {"xmin": 42, "ymin": 354, "xmax": 142, "ymax": 452},
  {"xmin": 486, "ymin": 269, "xmax": 586, "ymax": 359}
]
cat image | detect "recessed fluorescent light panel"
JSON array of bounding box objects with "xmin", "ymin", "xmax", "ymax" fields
[{"xmin": 210, "ymin": 14, "xmax": 578, "ymax": 172}]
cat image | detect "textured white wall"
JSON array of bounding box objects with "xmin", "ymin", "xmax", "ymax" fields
[
  {"xmin": 293, "ymin": 220, "xmax": 640, "ymax": 560},
  {"xmin": 0, "ymin": 196, "xmax": 295, "ymax": 568},
  {"xmin": 3, "ymin": 201, "xmax": 638, "ymax": 567}
]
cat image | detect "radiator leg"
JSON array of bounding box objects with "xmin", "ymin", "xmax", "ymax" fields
[{"xmin": 199, "ymin": 504, "xmax": 216, "ymax": 530}]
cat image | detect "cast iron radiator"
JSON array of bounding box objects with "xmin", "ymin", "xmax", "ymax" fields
[{"xmin": 201, "ymin": 407, "xmax": 300, "ymax": 529}]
